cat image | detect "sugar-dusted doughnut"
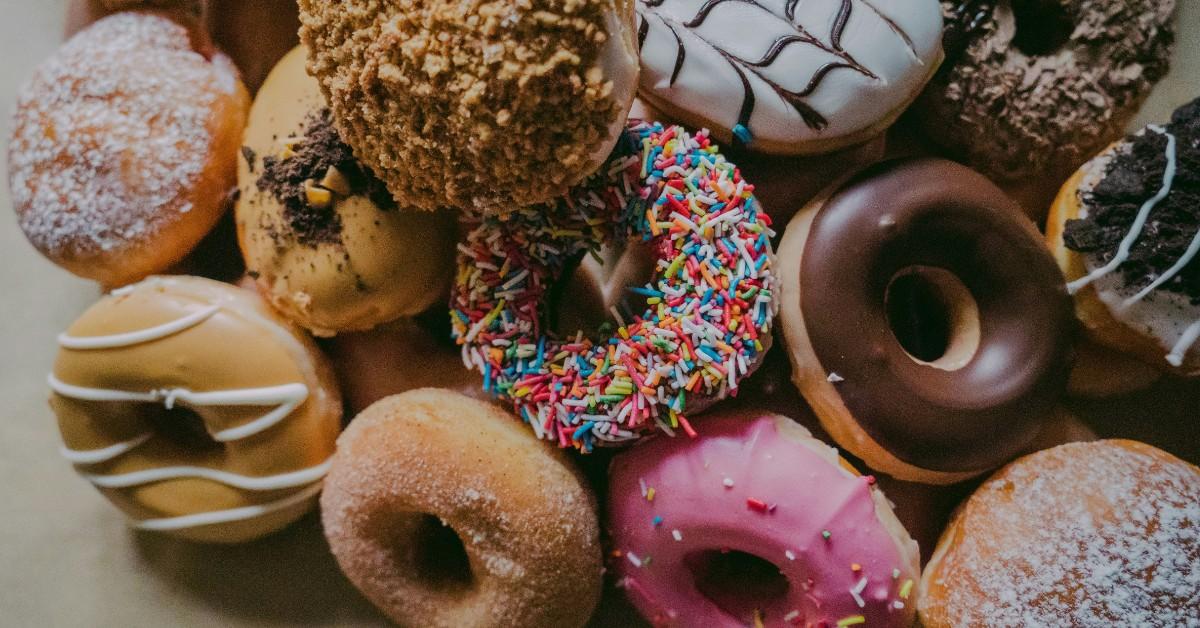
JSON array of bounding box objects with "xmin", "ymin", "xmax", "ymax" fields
[
  {"xmin": 917, "ymin": 0, "xmax": 1175, "ymax": 184},
  {"xmin": 236, "ymin": 46, "xmax": 456, "ymax": 336},
  {"xmin": 321, "ymin": 389, "xmax": 603, "ymax": 628},
  {"xmin": 1048, "ymin": 98, "xmax": 1200, "ymax": 376},
  {"xmin": 298, "ymin": 0, "xmax": 640, "ymax": 212},
  {"xmin": 451, "ymin": 121, "xmax": 779, "ymax": 451},
  {"xmin": 49, "ymin": 276, "xmax": 342, "ymax": 543},
  {"xmin": 777, "ymin": 158, "xmax": 1074, "ymax": 484},
  {"xmin": 608, "ymin": 409, "xmax": 920, "ymax": 627},
  {"xmin": 920, "ymin": 440, "xmax": 1200, "ymax": 626},
  {"xmin": 636, "ymin": 0, "xmax": 943, "ymax": 155},
  {"xmin": 9, "ymin": 12, "xmax": 249, "ymax": 288}
]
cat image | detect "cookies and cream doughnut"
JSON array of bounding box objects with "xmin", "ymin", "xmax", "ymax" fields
[
  {"xmin": 49, "ymin": 276, "xmax": 342, "ymax": 543},
  {"xmin": 608, "ymin": 410, "xmax": 920, "ymax": 627},
  {"xmin": 9, "ymin": 12, "xmax": 249, "ymax": 288},
  {"xmin": 636, "ymin": 0, "xmax": 944, "ymax": 154},
  {"xmin": 452, "ymin": 121, "xmax": 778, "ymax": 451},
  {"xmin": 321, "ymin": 389, "xmax": 603, "ymax": 628},
  {"xmin": 777, "ymin": 158, "xmax": 1074, "ymax": 484},
  {"xmin": 919, "ymin": 440, "xmax": 1200, "ymax": 626},
  {"xmin": 298, "ymin": 0, "xmax": 639, "ymax": 212},
  {"xmin": 236, "ymin": 46, "xmax": 456, "ymax": 336},
  {"xmin": 1048, "ymin": 99, "xmax": 1200, "ymax": 376},
  {"xmin": 917, "ymin": 0, "xmax": 1175, "ymax": 184}
]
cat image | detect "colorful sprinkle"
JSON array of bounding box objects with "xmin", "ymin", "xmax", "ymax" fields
[
  {"xmin": 822, "ymin": 529, "xmax": 832, "ymax": 540},
  {"xmin": 900, "ymin": 579, "xmax": 914, "ymax": 599},
  {"xmin": 672, "ymin": 529, "xmax": 683, "ymax": 542},
  {"xmin": 451, "ymin": 121, "xmax": 777, "ymax": 450},
  {"xmin": 837, "ymin": 615, "xmax": 866, "ymax": 627},
  {"xmin": 747, "ymin": 497, "xmax": 769, "ymax": 513},
  {"xmin": 652, "ymin": 515, "xmax": 664, "ymax": 527}
]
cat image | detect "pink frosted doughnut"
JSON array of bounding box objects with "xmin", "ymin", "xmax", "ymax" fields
[{"xmin": 608, "ymin": 410, "xmax": 919, "ymax": 627}]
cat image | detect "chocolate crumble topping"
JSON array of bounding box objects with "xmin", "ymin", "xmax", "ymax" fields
[
  {"xmin": 1064, "ymin": 98, "xmax": 1200, "ymax": 302},
  {"xmin": 254, "ymin": 108, "xmax": 396, "ymax": 247}
]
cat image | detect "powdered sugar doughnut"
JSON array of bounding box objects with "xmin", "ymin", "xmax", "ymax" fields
[
  {"xmin": 920, "ymin": 440, "xmax": 1200, "ymax": 626},
  {"xmin": 8, "ymin": 12, "xmax": 249, "ymax": 287},
  {"xmin": 451, "ymin": 121, "xmax": 778, "ymax": 451}
]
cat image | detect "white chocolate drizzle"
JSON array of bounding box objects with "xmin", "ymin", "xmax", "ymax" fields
[
  {"xmin": 58, "ymin": 305, "xmax": 220, "ymax": 349},
  {"xmin": 1166, "ymin": 319, "xmax": 1200, "ymax": 368},
  {"xmin": 1068, "ymin": 126, "xmax": 1178, "ymax": 295},
  {"xmin": 134, "ymin": 482, "xmax": 323, "ymax": 532},
  {"xmin": 83, "ymin": 459, "xmax": 332, "ymax": 491},
  {"xmin": 59, "ymin": 434, "xmax": 153, "ymax": 465}
]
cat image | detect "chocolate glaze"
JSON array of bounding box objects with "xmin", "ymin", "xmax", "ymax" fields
[{"xmin": 800, "ymin": 158, "xmax": 1074, "ymax": 472}]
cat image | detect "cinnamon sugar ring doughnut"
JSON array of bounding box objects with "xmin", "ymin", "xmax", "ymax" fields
[
  {"xmin": 451, "ymin": 121, "xmax": 779, "ymax": 451},
  {"xmin": 321, "ymin": 389, "xmax": 603, "ymax": 628},
  {"xmin": 777, "ymin": 158, "xmax": 1074, "ymax": 484},
  {"xmin": 49, "ymin": 276, "xmax": 341, "ymax": 543},
  {"xmin": 9, "ymin": 12, "xmax": 249, "ymax": 288}
]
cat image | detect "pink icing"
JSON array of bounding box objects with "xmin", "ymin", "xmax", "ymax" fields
[{"xmin": 608, "ymin": 412, "xmax": 918, "ymax": 627}]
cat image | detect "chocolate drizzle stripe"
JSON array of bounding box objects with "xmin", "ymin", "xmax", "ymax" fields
[
  {"xmin": 668, "ymin": 22, "xmax": 686, "ymax": 84},
  {"xmin": 859, "ymin": 0, "xmax": 919, "ymax": 59},
  {"xmin": 830, "ymin": 0, "xmax": 851, "ymax": 51},
  {"xmin": 637, "ymin": 16, "xmax": 649, "ymax": 49},
  {"xmin": 784, "ymin": 0, "xmax": 800, "ymax": 22}
]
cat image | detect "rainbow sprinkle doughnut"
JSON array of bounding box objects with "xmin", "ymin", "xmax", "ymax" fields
[{"xmin": 452, "ymin": 121, "xmax": 778, "ymax": 451}]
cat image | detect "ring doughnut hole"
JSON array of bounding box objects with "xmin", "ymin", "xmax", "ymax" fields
[
  {"xmin": 139, "ymin": 404, "xmax": 221, "ymax": 452},
  {"xmin": 374, "ymin": 512, "xmax": 475, "ymax": 595},
  {"xmin": 684, "ymin": 549, "xmax": 789, "ymax": 620},
  {"xmin": 885, "ymin": 266, "xmax": 981, "ymax": 372},
  {"xmin": 1007, "ymin": 0, "xmax": 1075, "ymax": 57}
]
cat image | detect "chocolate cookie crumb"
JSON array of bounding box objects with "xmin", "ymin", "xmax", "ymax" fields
[
  {"xmin": 241, "ymin": 146, "xmax": 257, "ymax": 173},
  {"xmin": 1064, "ymin": 98, "xmax": 1200, "ymax": 303}
]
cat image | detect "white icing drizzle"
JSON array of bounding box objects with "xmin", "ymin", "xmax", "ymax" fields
[
  {"xmin": 59, "ymin": 434, "xmax": 153, "ymax": 465},
  {"xmin": 134, "ymin": 481, "xmax": 323, "ymax": 532},
  {"xmin": 1166, "ymin": 319, "xmax": 1200, "ymax": 367},
  {"xmin": 84, "ymin": 459, "xmax": 331, "ymax": 491},
  {"xmin": 47, "ymin": 375, "xmax": 309, "ymax": 443},
  {"xmin": 1068, "ymin": 126, "xmax": 1178, "ymax": 295},
  {"xmin": 1123, "ymin": 226, "xmax": 1200, "ymax": 308},
  {"xmin": 58, "ymin": 305, "xmax": 220, "ymax": 350}
]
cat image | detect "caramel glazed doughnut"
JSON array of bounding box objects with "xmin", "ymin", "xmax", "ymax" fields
[
  {"xmin": 321, "ymin": 389, "xmax": 603, "ymax": 628},
  {"xmin": 8, "ymin": 12, "xmax": 249, "ymax": 288},
  {"xmin": 917, "ymin": 0, "xmax": 1175, "ymax": 184},
  {"xmin": 778, "ymin": 158, "xmax": 1074, "ymax": 484},
  {"xmin": 48, "ymin": 276, "xmax": 342, "ymax": 543},
  {"xmin": 920, "ymin": 440, "xmax": 1200, "ymax": 626}
]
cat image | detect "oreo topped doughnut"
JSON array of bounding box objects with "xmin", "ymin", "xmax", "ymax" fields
[
  {"xmin": 298, "ymin": 0, "xmax": 639, "ymax": 213},
  {"xmin": 918, "ymin": 0, "xmax": 1175, "ymax": 183}
]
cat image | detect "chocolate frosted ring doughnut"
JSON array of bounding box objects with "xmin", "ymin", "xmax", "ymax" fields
[
  {"xmin": 777, "ymin": 158, "xmax": 1074, "ymax": 484},
  {"xmin": 451, "ymin": 121, "xmax": 778, "ymax": 451}
]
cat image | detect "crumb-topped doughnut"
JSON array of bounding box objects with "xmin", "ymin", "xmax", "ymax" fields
[
  {"xmin": 920, "ymin": 440, "xmax": 1200, "ymax": 626},
  {"xmin": 636, "ymin": 0, "xmax": 943, "ymax": 154},
  {"xmin": 609, "ymin": 410, "xmax": 920, "ymax": 627},
  {"xmin": 49, "ymin": 276, "xmax": 342, "ymax": 543},
  {"xmin": 918, "ymin": 0, "xmax": 1175, "ymax": 184},
  {"xmin": 1048, "ymin": 98, "xmax": 1200, "ymax": 375},
  {"xmin": 452, "ymin": 121, "xmax": 778, "ymax": 451},
  {"xmin": 321, "ymin": 389, "xmax": 603, "ymax": 628},
  {"xmin": 298, "ymin": 0, "xmax": 639, "ymax": 212},
  {"xmin": 777, "ymin": 158, "xmax": 1074, "ymax": 483},
  {"xmin": 237, "ymin": 46, "xmax": 456, "ymax": 336},
  {"xmin": 9, "ymin": 12, "xmax": 249, "ymax": 287}
]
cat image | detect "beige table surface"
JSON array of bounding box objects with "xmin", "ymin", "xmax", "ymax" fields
[{"xmin": 0, "ymin": 2, "xmax": 1197, "ymax": 626}]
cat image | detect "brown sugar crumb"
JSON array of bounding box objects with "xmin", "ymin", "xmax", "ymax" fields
[{"xmin": 298, "ymin": 0, "xmax": 633, "ymax": 213}]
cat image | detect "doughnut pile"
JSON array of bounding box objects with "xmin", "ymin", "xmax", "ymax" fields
[{"xmin": 10, "ymin": 1, "xmax": 1200, "ymax": 626}]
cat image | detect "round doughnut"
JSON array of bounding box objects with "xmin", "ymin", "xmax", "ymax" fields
[
  {"xmin": 8, "ymin": 12, "xmax": 250, "ymax": 288},
  {"xmin": 451, "ymin": 121, "xmax": 779, "ymax": 451},
  {"xmin": 776, "ymin": 158, "xmax": 1074, "ymax": 484},
  {"xmin": 916, "ymin": 0, "xmax": 1175, "ymax": 184},
  {"xmin": 1047, "ymin": 99, "xmax": 1200, "ymax": 376},
  {"xmin": 608, "ymin": 409, "xmax": 920, "ymax": 627},
  {"xmin": 919, "ymin": 440, "xmax": 1200, "ymax": 626},
  {"xmin": 297, "ymin": 0, "xmax": 639, "ymax": 212},
  {"xmin": 236, "ymin": 46, "xmax": 456, "ymax": 336},
  {"xmin": 48, "ymin": 276, "xmax": 342, "ymax": 543},
  {"xmin": 635, "ymin": 0, "xmax": 943, "ymax": 155},
  {"xmin": 320, "ymin": 389, "xmax": 603, "ymax": 628}
]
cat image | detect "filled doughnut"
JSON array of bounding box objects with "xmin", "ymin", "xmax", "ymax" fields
[
  {"xmin": 236, "ymin": 45, "xmax": 456, "ymax": 336},
  {"xmin": 1047, "ymin": 98, "xmax": 1200, "ymax": 376},
  {"xmin": 635, "ymin": 0, "xmax": 943, "ymax": 154},
  {"xmin": 48, "ymin": 276, "xmax": 342, "ymax": 543},
  {"xmin": 9, "ymin": 12, "xmax": 249, "ymax": 288},
  {"xmin": 452, "ymin": 121, "xmax": 779, "ymax": 451},
  {"xmin": 321, "ymin": 389, "xmax": 603, "ymax": 628},
  {"xmin": 917, "ymin": 0, "xmax": 1175, "ymax": 184},
  {"xmin": 776, "ymin": 158, "xmax": 1074, "ymax": 484},
  {"xmin": 919, "ymin": 440, "xmax": 1200, "ymax": 626},
  {"xmin": 608, "ymin": 409, "xmax": 920, "ymax": 627},
  {"xmin": 298, "ymin": 0, "xmax": 640, "ymax": 212}
]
